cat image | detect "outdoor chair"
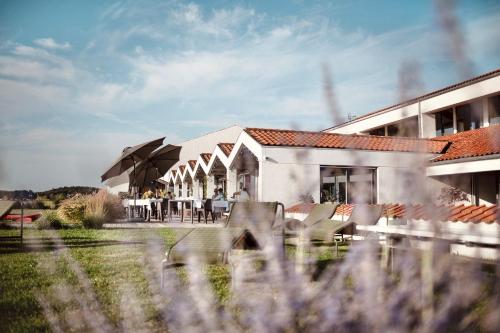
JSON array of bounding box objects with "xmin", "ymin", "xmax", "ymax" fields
[
  {"xmin": 274, "ymin": 203, "xmax": 338, "ymax": 235},
  {"xmin": 161, "ymin": 201, "xmax": 284, "ymax": 288},
  {"xmin": 306, "ymin": 204, "xmax": 383, "ymax": 256},
  {"xmin": 197, "ymin": 198, "xmax": 214, "ymax": 223}
]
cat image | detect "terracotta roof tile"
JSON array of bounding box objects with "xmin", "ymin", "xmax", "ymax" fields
[
  {"xmin": 218, "ymin": 143, "xmax": 235, "ymax": 157},
  {"xmin": 188, "ymin": 160, "xmax": 197, "ymax": 169},
  {"xmin": 285, "ymin": 203, "xmax": 498, "ymax": 224},
  {"xmin": 325, "ymin": 68, "xmax": 500, "ymax": 131},
  {"xmin": 200, "ymin": 153, "xmax": 212, "ymax": 164},
  {"xmin": 245, "ymin": 128, "xmax": 448, "ymax": 154},
  {"xmin": 432, "ymin": 125, "xmax": 500, "ymax": 162}
]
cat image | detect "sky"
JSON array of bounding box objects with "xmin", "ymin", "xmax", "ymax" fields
[{"xmin": 0, "ymin": 0, "xmax": 499, "ymax": 191}]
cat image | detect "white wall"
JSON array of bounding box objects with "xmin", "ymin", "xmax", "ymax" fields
[
  {"xmin": 257, "ymin": 146, "xmax": 437, "ymax": 207},
  {"xmin": 260, "ymin": 162, "xmax": 320, "ymax": 206}
]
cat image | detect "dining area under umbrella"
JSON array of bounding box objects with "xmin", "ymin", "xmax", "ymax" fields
[
  {"xmin": 101, "ymin": 136, "xmax": 166, "ymax": 186},
  {"xmin": 132, "ymin": 144, "xmax": 182, "ymax": 190},
  {"xmin": 101, "ymin": 136, "xmax": 180, "ymax": 220}
]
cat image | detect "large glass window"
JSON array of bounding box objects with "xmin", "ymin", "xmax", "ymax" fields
[
  {"xmin": 489, "ymin": 95, "xmax": 500, "ymax": 125},
  {"xmin": 368, "ymin": 127, "xmax": 385, "ymax": 136},
  {"xmin": 435, "ymin": 109, "xmax": 454, "ymax": 136},
  {"xmin": 320, "ymin": 166, "xmax": 376, "ymax": 204},
  {"xmin": 387, "ymin": 124, "xmax": 399, "ymax": 136},
  {"xmin": 456, "ymin": 103, "xmax": 481, "ymax": 132}
]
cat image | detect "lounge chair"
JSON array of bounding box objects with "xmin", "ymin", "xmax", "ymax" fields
[
  {"xmin": 306, "ymin": 204, "xmax": 383, "ymax": 255},
  {"xmin": 0, "ymin": 200, "xmax": 16, "ymax": 220},
  {"xmin": 161, "ymin": 201, "xmax": 284, "ymax": 287},
  {"xmin": 276, "ymin": 203, "xmax": 338, "ymax": 234}
]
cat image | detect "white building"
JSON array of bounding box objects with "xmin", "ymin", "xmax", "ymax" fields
[
  {"xmin": 324, "ymin": 69, "xmax": 500, "ymax": 207},
  {"xmin": 109, "ymin": 69, "xmax": 500, "ymax": 218}
]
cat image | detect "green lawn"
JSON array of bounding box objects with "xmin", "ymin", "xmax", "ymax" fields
[
  {"xmin": 0, "ymin": 228, "xmax": 198, "ymax": 332},
  {"xmin": 0, "ymin": 228, "xmax": 347, "ymax": 332}
]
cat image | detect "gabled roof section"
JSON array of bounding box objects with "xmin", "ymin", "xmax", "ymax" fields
[
  {"xmin": 432, "ymin": 125, "xmax": 500, "ymax": 162},
  {"xmin": 178, "ymin": 165, "xmax": 186, "ymax": 175},
  {"xmin": 188, "ymin": 160, "xmax": 197, "ymax": 169},
  {"xmin": 324, "ymin": 68, "xmax": 500, "ymax": 131},
  {"xmin": 245, "ymin": 128, "xmax": 448, "ymax": 154},
  {"xmin": 200, "ymin": 153, "xmax": 212, "ymax": 164},
  {"xmin": 217, "ymin": 143, "xmax": 235, "ymax": 157}
]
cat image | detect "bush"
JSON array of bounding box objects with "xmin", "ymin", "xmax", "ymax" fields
[
  {"xmin": 82, "ymin": 214, "xmax": 105, "ymax": 229},
  {"xmin": 85, "ymin": 189, "xmax": 124, "ymax": 223},
  {"xmin": 57, "ymin": 194, "xmax": 87, "ymax": 224},
  {"xmin": 57, "ymin": 190, "xmax": 124, "ymax": 227},
  {"xmin": 36, "ymin": 211, "xmax": 63, "ymax": 230}
]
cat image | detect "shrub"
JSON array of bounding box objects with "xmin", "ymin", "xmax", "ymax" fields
[
  {"xmin": 36, "ymin": 211, "xmax": 63, "ymax": 230},
  {"xmin": 57, "ymin": 194, "xmax": 87, "ymax": 224},
  {"xmin": 85, "ymin": 189, "xmax": 124, "ymax": 223},
  {"xmin": 82, "ymin": 214, "xmax": 105, "ymax": 229}
]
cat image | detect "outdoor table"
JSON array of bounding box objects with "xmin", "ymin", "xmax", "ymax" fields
[
  {"xmin": 212, "ymin": 200, "xmax": 229, "ymax": 211},
  {"xmin": 167, "ymin": 198, "xmax": 198, "ymax": 223},
  {"xmin": 123, "ymin": 198, "xmax": 163, "ymax": 221}
]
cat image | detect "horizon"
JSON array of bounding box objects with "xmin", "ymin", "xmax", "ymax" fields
[{"xmin": 1, "ymin": 0, "xmax": 499, "ymax": 191}]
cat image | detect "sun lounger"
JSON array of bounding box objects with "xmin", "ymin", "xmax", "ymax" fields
[
  {"xmin": 276, "ymin": 203, "xmax": 338, "ymax": 234},
  {"xmin": 306, "ymin": 204, "xmax": 383, "ymax": 255},
  {"xmin": 161, "ymin": 201, "xmax": 284, "ymax": 287}
]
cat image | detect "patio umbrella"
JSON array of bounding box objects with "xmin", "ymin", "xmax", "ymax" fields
[
  {"xmin": 100, "ymin": 137, "xmax": 165, "ymax": 182},
  {"xmin": 132, "ymin": 144, "xmax": 181, "ymax": 189}
]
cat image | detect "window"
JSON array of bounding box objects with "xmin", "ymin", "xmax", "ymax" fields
[
  {"xmin": 456, "ymin": 103, "xmax": 481, "ymax": 132},
  {"xmin": 489, "ymin": 95, "xmax": 500, "ymax": 125},
  {"xmin": 435, "ymin": 109, "xmax": 454, "ymax": 136},
  {"xmin": 387, "ymin": 124, "xmax": 399, "ymax": 136},
  {"xmin": 368, "ymin": 127, "xmax": 385, "ymax": 136},
  {"xmin": 320, "ymin": 166, "xmax": 376, "ymax": 204}
]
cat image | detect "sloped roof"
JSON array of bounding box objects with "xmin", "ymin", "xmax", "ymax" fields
[
  {"xmin": 188, "ymin": 160, "xmax": 197, "ymax": 169},
  {"xmin": 431, "ymin": 125, "xmax": 500, "ymax": 162},
  {"xmin": 178, "ymin": 165, "xmax": 185, "ymax": 174},
  {"xmin": 325, "ymin": 68, "xmax": 500, "ymax": 131},
  {"xmin": 218, "ymin": 143, "xmax": 235, "ymax": 157},
  {"xmin": 285, "ymin": 203, "xmax": 498, "ymax": 224},
  {"xmin": 200, "ymin": 153, "xmax": 212, "ymax": 164},
  {"xmin": 245, "ymin": 127, "xmax": 448, "ymax": 154}
]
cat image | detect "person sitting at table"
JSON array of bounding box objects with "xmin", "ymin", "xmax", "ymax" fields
[
  {"xmin": 213, "ymin": 188, "xmax": 225, "ymax": 201},
  {"xmin": 212, "ymin": 188, "xmax": 225, "ymax": 218},
  {"xmin": 211, "ymin": 188, "xmax": 219, "ymax": 200},
  {"xmin": 142, "ymin": 187, "xmax": 154, "ymax": 199}
]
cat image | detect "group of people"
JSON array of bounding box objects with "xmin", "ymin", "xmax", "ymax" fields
[
  {"xmin": 140, "ymin": 182, "xmax": 250, "ymax": 203},
  {"xmin": 141, "ymin": 187, "xmax": 174, "ymax": 200},
  {"xmin": 208, "ymin": 182, "xmax": 251, "ymax": 203}
]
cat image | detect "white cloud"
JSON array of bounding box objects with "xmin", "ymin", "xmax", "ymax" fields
[
  {"xmin": 168, "ymin": 3, "xmax": 257, "ymax": 38},
  {"xmin": 34, "ymin": 38, "xmax": 71, "ymax": 50}
]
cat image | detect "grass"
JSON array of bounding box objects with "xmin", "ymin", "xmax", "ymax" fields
[
  {"xmin": 0, "ymin": 228, "xmax": 347, "ymax": 332},
  {"xmin": 0, "ymin": 228, "xmax": 190, "ymax": 332}
]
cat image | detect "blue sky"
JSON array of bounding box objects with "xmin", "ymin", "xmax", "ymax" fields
[{"xmin": 1, "ymin": 0, "xmax": 499, "ymax": 190}]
